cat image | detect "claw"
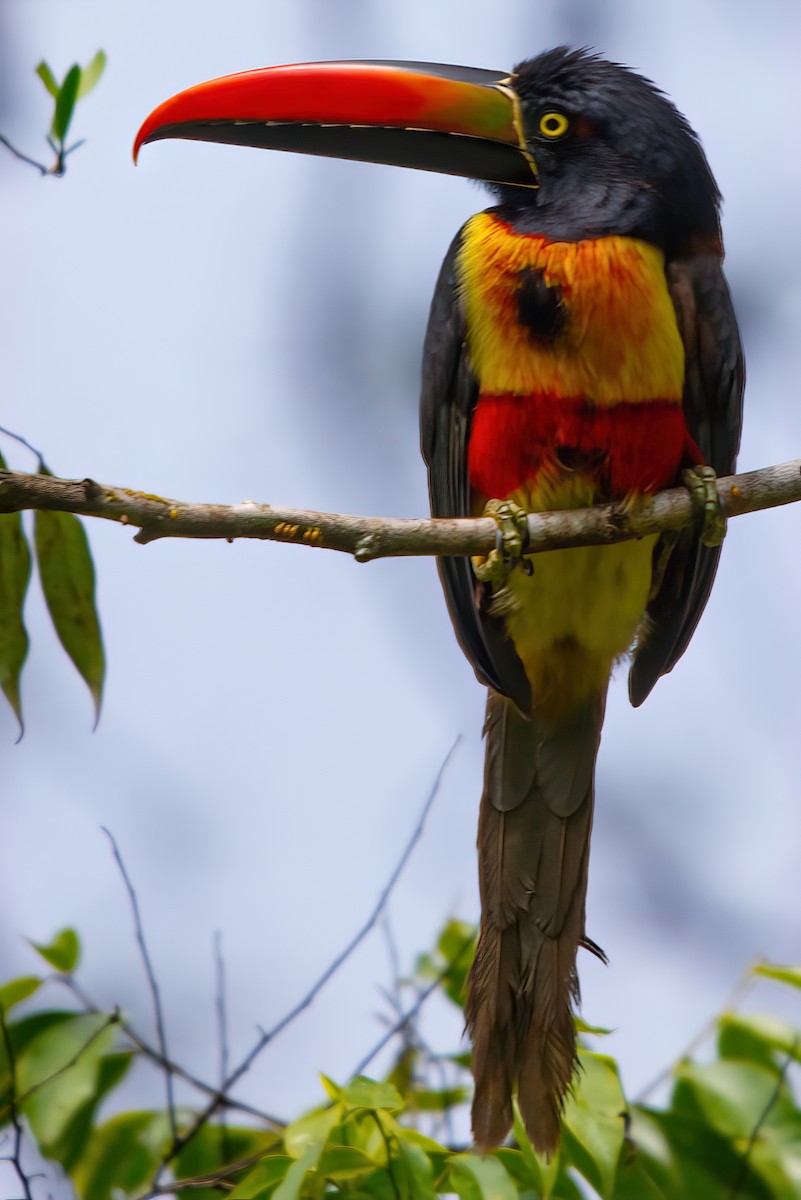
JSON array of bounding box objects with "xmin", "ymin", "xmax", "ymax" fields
[
  {"xmin": 473, "ymin": 499, "xmax": 531, "ymax": 585},
  {"xmin": 681, "ymin": 465, "xmax": 726, "ymax": 548}
]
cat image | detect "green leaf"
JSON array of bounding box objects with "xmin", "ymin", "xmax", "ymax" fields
[
  {"xmin": 36, "ymin": 60, "xmax": 59, "ymax": 98},
  {"xmin": 650, "ymin": 1109, "xmax": 772, "ymax": 1200},
  {"xmin": 174, "ymin": 1124, "xmax": 277, "ymax": 1200},
  {"xmin": 319, "ymin": 1072, "xmax": 343, "ymax": 1101},
  {"xmin": 0, "ymin": 976, "xmax": 41, "ymax": 1014},
  {"xmin": 28, "ymin": 927, "xmax": 80, "ymax": 973},
  {"xmin": 228, "ymin": 1155, "xmax": 293, "ymax": 1199},
  {"xmin": 317, "ymin": 1144, "xmax": 377, "ymax": 1179},
  {"xmin": 718, "ymin": 1012, "xmax": 800, "ymax": 1069},
  {"xmin": 343, "ymin": 1077, "xmax": 403, "ymax": 1111},
  {"xmin": 3, "ymin": 1009, "xmax": 76, "ymax": 1060},
  {"xmin": 282, "ymin": 1105, "xmax": 340, "ymax": 1159},
  {"xmin": 71, "ymin": 1110, "xmax": 170, "ymax": 1200},
  {"xmin": 575, "ymin": 1016, "xmax": 614, "ymax": 1036},
  {"xmin": 397, "ymin": 1136, "xmax": 437, "ymax": 1200},
  {"xmin": 673, "ymin": 1060, "xmax": 793, "ymax": 1141},
  {"xmin": 52, "ymin": 64, "xmax": 82, "ymax": 143},
  {"xmin": 34, "ymin": 497, "xmax": 105, "ymax": 722},
  {"xmin": 272, "ymin": 1144, "xmax": 319, "ymax": 1200},
  {"xmin": 448, "ymin": 1152, "xmax": 518, "ymax": 1200},
  {"xmin": 409, "ymin": 1084, "xmax": 469, "ymax": 1111},
  {"xmin": 754, "ymin": 964, "xmax": 801, "ymax": 991},
  {"xmin": 48, "ymin": 1051, "xmax": 133, "ymax": 1173},
  {"xmin": 77, "ymin": 50, "xmax": 107, "ymax": 98},
  {"xmin": 611, "ymin": 1109, "xmax": 677, "ymax": 1200},
  {"xmin": 0, "ymin": 448, "xmax": 31, "ymax": 733},
  {"xmin": 17, "ymin": 1012, "xmax": 117, "ymax": 1150},
  {"xmin": 562, "ymin": 1051, "xmax": 626, "ymax": 1197}
]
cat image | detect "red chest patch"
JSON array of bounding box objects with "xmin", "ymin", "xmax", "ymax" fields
[{"xmin": 467, "ymin": 392, "xmax": 701, "ymax": 501}]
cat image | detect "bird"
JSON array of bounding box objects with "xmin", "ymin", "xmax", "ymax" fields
[{"xmin": 135, "ymin": 48, "xmax": 744, "ymax": 1156}]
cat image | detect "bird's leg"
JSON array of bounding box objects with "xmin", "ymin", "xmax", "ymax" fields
[
  {"xmin": 680, "ymin": 465, "xmax": 726, "ymax": 548},
  {"xmin": 473, "ymin": 499, "xmax": 531, "ymax": 586}
]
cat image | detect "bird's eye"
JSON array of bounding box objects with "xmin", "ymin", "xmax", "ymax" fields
[{"xmin": 538, "ymin": 111, "xmax": 570, "ymax": 139}]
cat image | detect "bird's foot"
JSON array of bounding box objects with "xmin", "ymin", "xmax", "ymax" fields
[
  {"xmin": 473, "ymin": 499, "xmax": 531, "ymax": 586},
  {"xmin": 681, "ymin": 465, "xmax": 726, "ymax": 548}
]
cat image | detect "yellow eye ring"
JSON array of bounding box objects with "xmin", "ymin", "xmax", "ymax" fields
[{"xmin": 538, "ymin": 111, "xmax": 570, "ymax": 139}]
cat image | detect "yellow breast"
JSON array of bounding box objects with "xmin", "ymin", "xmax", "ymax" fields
[{"xmin": 457, "ymin": 211, "xmax": 685, "ymax": 405}]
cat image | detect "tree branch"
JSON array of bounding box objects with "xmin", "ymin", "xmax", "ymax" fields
[{"xmin": 0, "ymin": 460, "xmax": 797, "ymax": 560}]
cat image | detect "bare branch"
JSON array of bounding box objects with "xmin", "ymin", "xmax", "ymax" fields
[
  {"xmin": 0, "ymin": 460, "xmax": 797, "ymax": 560},
  {"xmin": 157, "ymin": 737, "xmax": 460, "ymax": 1173},
  {"xmin": 352, "ymin": 932, "xmax": 475, "ymax": 1079},
  {"xmin": 102, "ymin": 827, "xmax": 178, "ymax": 1143},
  {"xmin": 59, "ymin": 975, "xmax": 284, "ymax": 1127}
]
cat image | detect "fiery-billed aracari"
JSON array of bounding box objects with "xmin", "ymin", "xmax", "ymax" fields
[{"xmin": 135, "ymin": 48, "xmax": 744, "ymax": 1155}]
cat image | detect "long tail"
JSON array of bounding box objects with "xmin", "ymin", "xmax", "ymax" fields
[{"xmin": 466, "ymin": 687, "xmax": 607, "ymax": 1156}]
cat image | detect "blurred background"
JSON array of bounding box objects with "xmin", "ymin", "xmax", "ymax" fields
[{"xmin": 2, "ymin": 0, "xmax": 800, "ymax": 1191}]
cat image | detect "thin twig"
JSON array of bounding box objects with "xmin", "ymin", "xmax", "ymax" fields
[
  {"xmin": 727, "ymin": 1037, "xmax": 800, "ymax": 1199},
  {"xmin": 0, "ymin": 427, "xmax": 46, "ymax": 471},
  {"xmin": 0, "ymin": 460, "xmax": 797, "ymax": 558},
  {"xmin": 0, "ymin": 133, "xmax": 47, "ymax": 175},
  {"xmin": 352, "ymin": 932, "xmax": 475, "ymax": 1078},
  {"xmin": 102, "ymin": 827, "xmax": 178, "ymax": 1143},
  {"xmin": 0, "ymin": 1006, "xmax": 34, "ymax": 1200},
  {"xmin": 57, "ymin": 975, "xmax": 283, "ymax": 1127},
  {"xmin": 141, "ymin": 1142, "xmax": 276, "ymax": 1197},
  {"xmin": 156, "ymin": 738, "xmax": 460, "ymax": 1174}
]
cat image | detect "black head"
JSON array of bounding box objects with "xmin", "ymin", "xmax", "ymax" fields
[{"xmin": 501, "ymin": 47, "xmax": 722, "ymax": 256}]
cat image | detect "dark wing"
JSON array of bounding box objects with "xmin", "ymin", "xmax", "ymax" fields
[
  {"xmin": 629, "ymin": 254, "xmax": 744, "ymax": 706},
  {"xmin": 420, "ymin": 230, "xmax": 531, "ymax": 712}
]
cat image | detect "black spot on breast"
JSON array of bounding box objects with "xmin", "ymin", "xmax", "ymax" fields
[{"xmin": 516, "ymin": 267, "xmax": 566, "ymax": 342}]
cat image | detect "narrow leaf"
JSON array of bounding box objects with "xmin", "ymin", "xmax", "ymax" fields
[
  {"xmin": 28, "ymin": 927, "xmax": 80, "ymax": 973},
  {"xmin": 0, "ymin": 976, "xmax": 41, "ymax": 1013},
  {"xmin": 343, "ymin": 1077, "xmax": 403, "ymax": 1111},
  {"xmin": 755, "ymin": 964, "xmax": 801, "ymax": 991},
  {"xmin": 77, "ymin": 50, "xmax": 107, "ymax": 98},
  {"xmin": 282, "ymin": 1106, "xmax": 340, "ymax": 1159},
  {"xmin": 563, "ymin": 1051, "xmax": 626, "ymax": 1197},
  {"xmin": 0, "ymin": 449, "xmax": 31, "ymax": 732},
  {"xmin": 273, "ymin": 1144, "xmax": 319, "ymax": 1200},
  {"xmin": 229, "ymin": 1156, "xmax": 293, "ymax": 1199},
  {"xmin": 35, "ymin": 61, "xmax": 59, "ymax": 98},
  {"xmin": 52, "ymin": 64, "xmax": 81, "ymax": 143},
  {"xmin": 71, "ymin": 1110, "xmax": 170, "ymax": 1199},
  {"xmin": 448, "ymin": 1152, "xmax": 518, "ymax": 1200},
  {"xmin": 34, "ymin": 493, "xmax": 105, "ymax": 723}
]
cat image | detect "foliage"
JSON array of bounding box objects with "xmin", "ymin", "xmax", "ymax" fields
[
  {"xmin": 0, "ymin": 51, "xmax": 106, "ymax": 175},
  {"xmin": 2, "ymin": 922, "xmax": 801, "ymax": 1199},
  {"xmin": 0, "ymin": 437, "xmax": 105, "ymax": 732}
]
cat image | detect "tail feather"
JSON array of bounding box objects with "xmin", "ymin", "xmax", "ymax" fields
[{"xmin": 466, "ymin": 688, "xmax": 606, "ymax": 1156}]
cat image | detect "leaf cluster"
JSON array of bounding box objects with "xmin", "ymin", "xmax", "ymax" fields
[
  {"xmin": 2, "ymin": 924, "xmax": 801, "ymax": 1199},
  {"xmin": 0, "ymin": 440, "xmax": 104, "ymax": 734},
  {"xmin": 0, "ymin": 52, "xmax": 106, "ymax": 176}
]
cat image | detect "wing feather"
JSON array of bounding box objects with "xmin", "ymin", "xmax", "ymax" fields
[
  {"xmin": 629, "ymin": 255, "xmax": 744, "ymax": 705},
  {"xmin": 420, "ymin": 232, "xmax": 531, "ymax": 712}
]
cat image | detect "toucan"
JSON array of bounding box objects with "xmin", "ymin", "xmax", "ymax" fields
[{"xmin": 135, "ymin": 49, "xmax": 744, "ymax": 1156}]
